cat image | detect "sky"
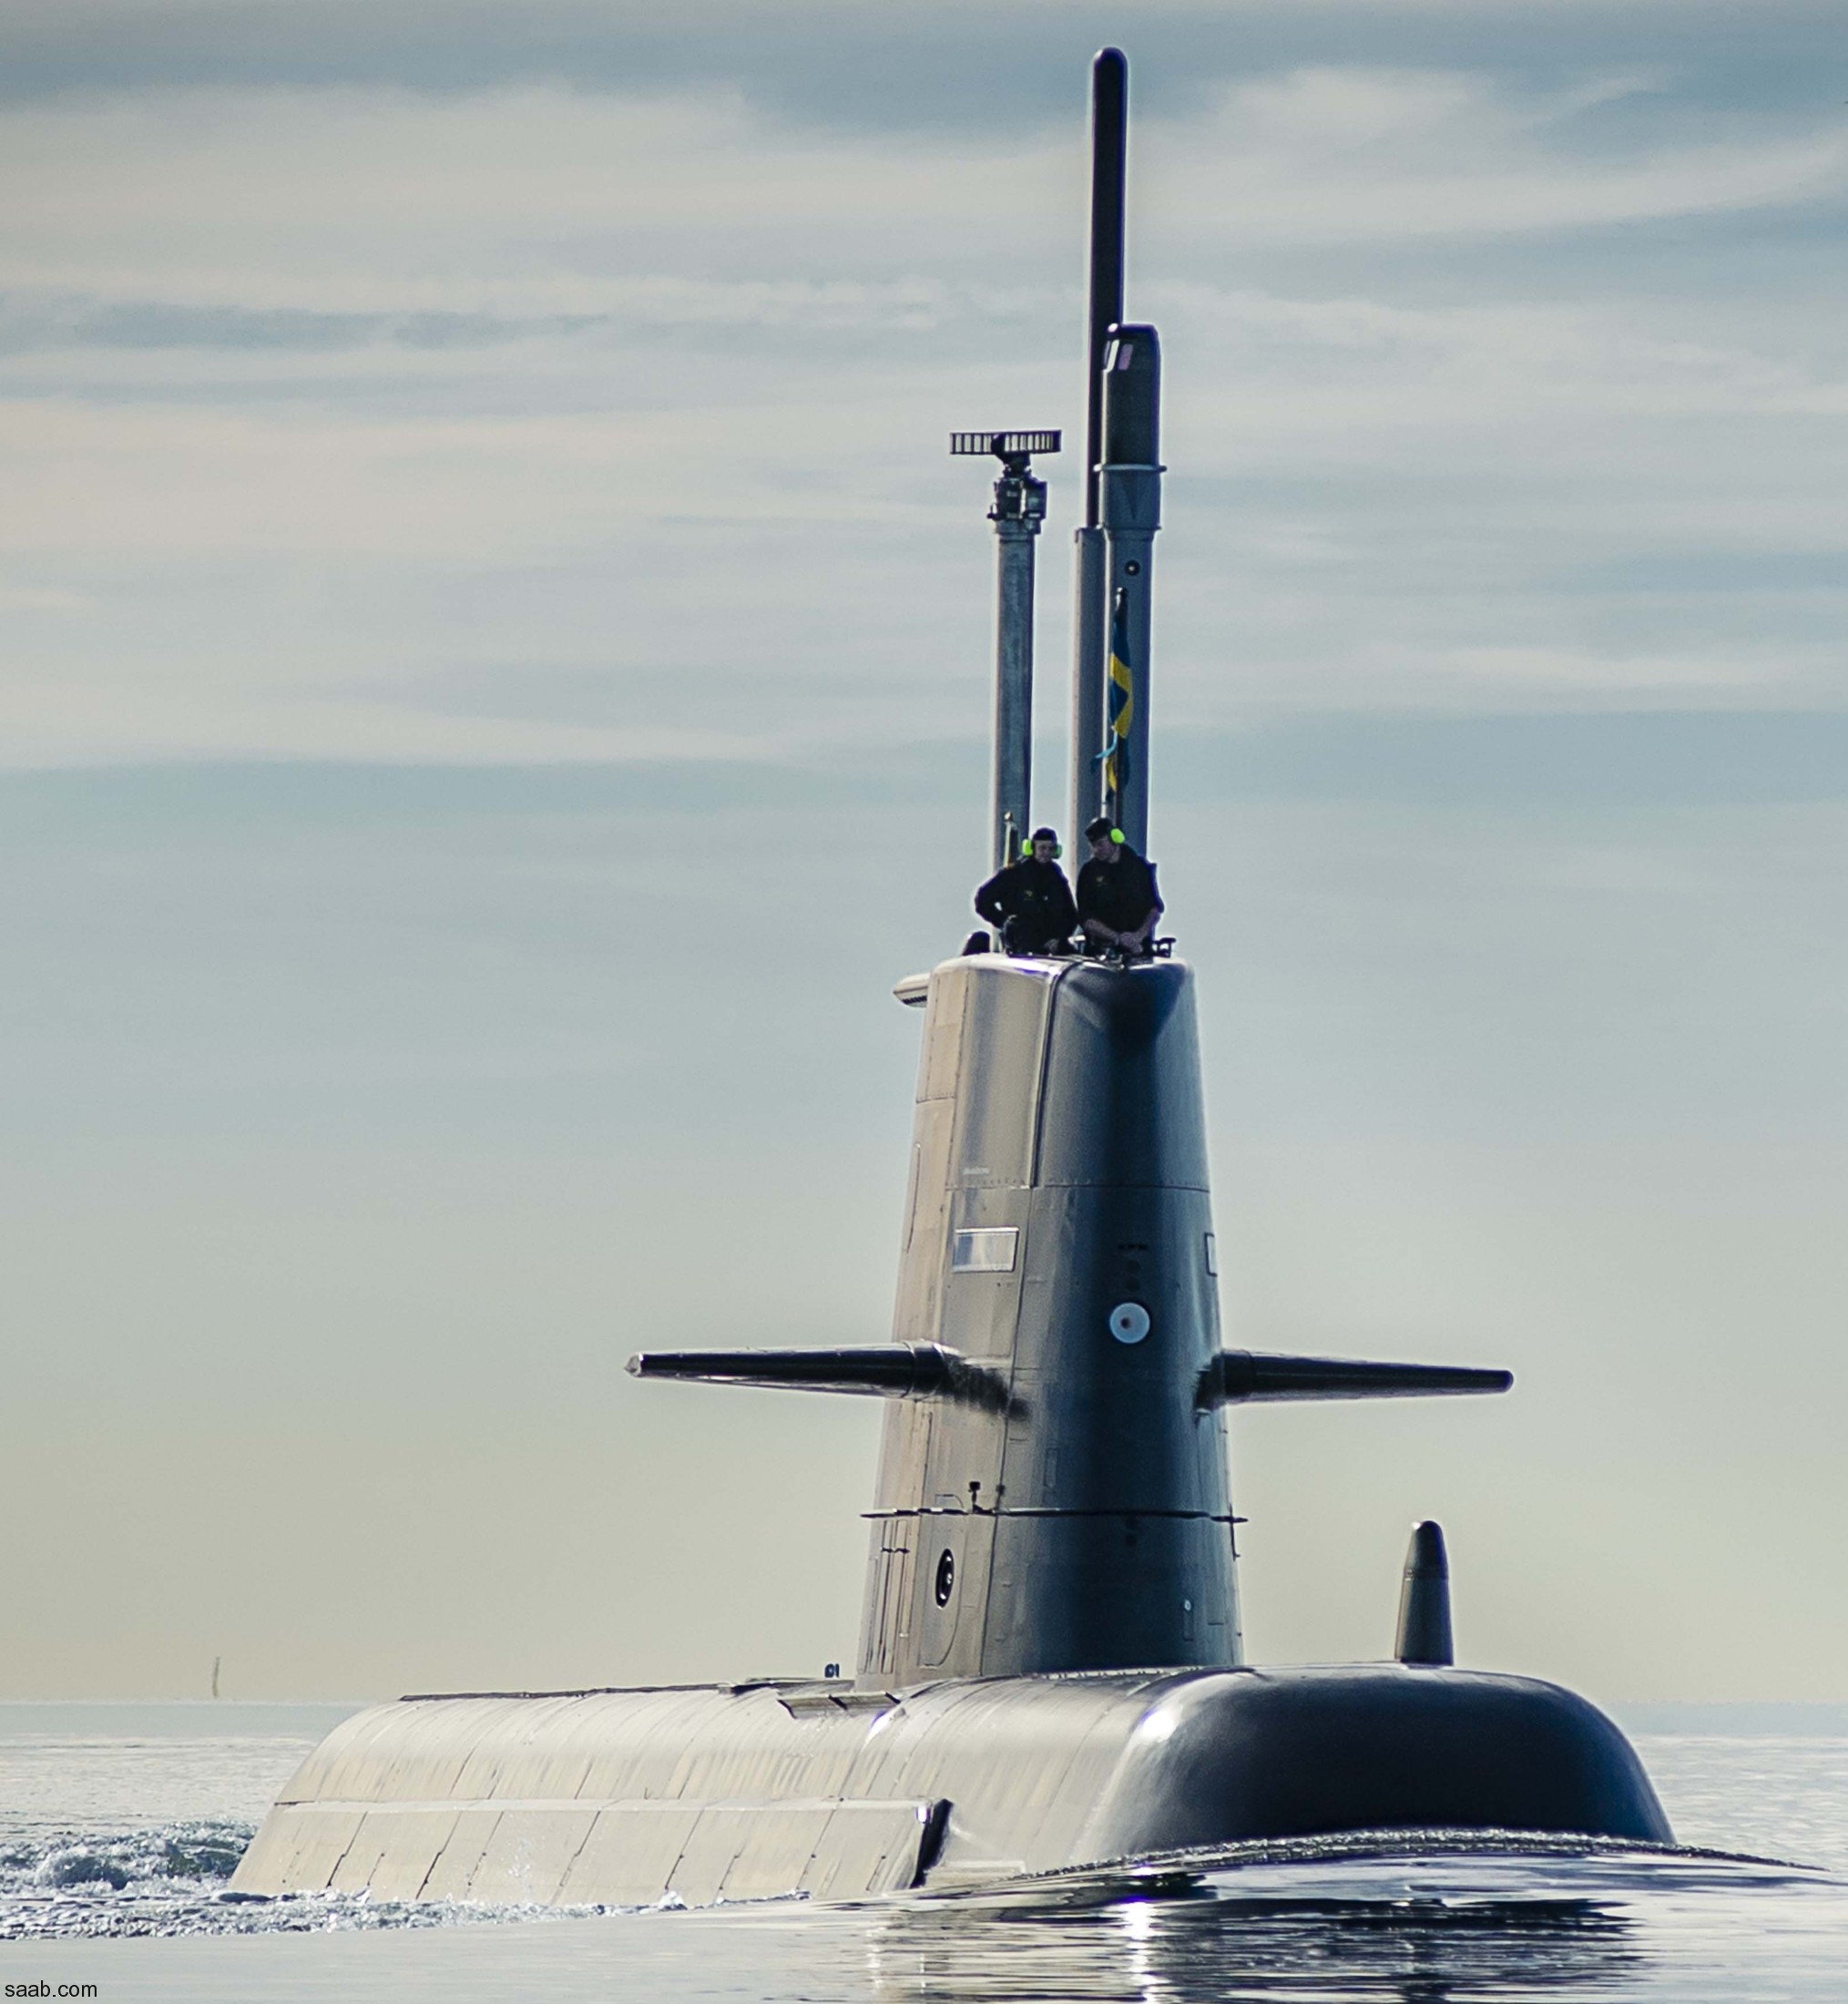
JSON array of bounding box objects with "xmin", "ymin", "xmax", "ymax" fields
[{"xmin": 2, "ymin": 0, "xmax": 1846, "ymax": 1704}]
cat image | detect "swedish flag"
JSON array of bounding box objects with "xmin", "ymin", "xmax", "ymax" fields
[{"xmin": 1101, "ymin": 587, "xmax": 1134, "ymax": 807}]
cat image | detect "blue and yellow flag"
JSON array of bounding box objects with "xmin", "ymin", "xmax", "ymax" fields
[{"xmin": 1100, "ymin": 588, "xmax": 1134, "ymax": 804}]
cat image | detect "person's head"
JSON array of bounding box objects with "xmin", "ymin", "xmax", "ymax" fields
[
  {"xmin": 1086, "ymin": 816, "xmax": 1121, "ymax": 861},
  {"xmin": 1030, "ymin": 826, "xmax": 1059, "ymax": 865}
]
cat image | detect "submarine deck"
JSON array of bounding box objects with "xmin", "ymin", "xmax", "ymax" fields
[{"xmin": 230, "ymin": 1663, "xmax": 1669, "ymax": 1907}]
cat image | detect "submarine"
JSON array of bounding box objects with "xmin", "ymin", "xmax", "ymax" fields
[{"xmin": 232, "ymin": 49, "xmax": 1668, "ymax": 1909}]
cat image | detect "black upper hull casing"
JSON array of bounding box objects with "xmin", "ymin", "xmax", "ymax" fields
[{"xmin": 1099, "ymin": 1663, "xmax": 1671, "ymax": 1851}]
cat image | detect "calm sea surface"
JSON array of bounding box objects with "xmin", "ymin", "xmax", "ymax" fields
[{"xmin": 1, "ymin": 1701, "xmax": 1845, "ymax": 2000}]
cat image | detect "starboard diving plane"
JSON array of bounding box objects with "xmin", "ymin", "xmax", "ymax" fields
[{"xmin": 233, "ymin": 49, "xmax": 1667, "ymax": 1910}]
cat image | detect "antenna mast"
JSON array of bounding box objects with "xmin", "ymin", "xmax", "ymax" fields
[
  {"xmin": 952, "ymin": 431, "xmax": 1059, "ymax": 873},
  {"xmin": 1069, "ymin": 49, "xmax": 1128, "ymax": 848}
]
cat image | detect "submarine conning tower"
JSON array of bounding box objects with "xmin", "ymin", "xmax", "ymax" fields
[
  {"xmin": 863, "ymin": 951, "xmax": 1235, "ymax": 1684},
  {"xmin": 632, "ymin": 949, "xmax": 1511, "ymax": 1691}
]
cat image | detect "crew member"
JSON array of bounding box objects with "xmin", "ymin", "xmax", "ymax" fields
[
  {"xmin": 974, "ymin": 828, "xmax": 1077, "ymax": 956},
  {"xmin": 1077, "ymin": 816, "xmax": 1164, "ymax": 956}
]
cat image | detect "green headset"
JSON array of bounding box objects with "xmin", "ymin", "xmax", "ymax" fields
[{"xmin": 1012, "ymin": 827, "xmax": 1116, "ymax": 860}]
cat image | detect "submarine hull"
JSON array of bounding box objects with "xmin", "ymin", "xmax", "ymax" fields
[{"xmin": 230, "ymin": 1664, "xmax": 1669, "ymax": 1907}]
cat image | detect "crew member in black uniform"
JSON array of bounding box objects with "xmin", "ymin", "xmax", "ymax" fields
[
  {"xmin": 1077, "ymin": 816, "xmax": 1164, "ymax": 956},
  {"xmin": 974, "ymin": 827, "xmax": 1078, "ymax": 956}
]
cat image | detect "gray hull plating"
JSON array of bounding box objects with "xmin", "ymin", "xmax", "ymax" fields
[{"xmin": 230, "ymin": 1666, "xmax": 1668, "ymax": 1906}]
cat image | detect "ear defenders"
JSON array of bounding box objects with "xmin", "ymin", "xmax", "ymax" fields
[{"xmin": 1022, "ymin": 836, "xmax": 1063, "ymax": 860}]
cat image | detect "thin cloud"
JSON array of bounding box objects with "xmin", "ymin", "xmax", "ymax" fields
[
  {"xmin": 1146, "ymin": 67, "xmax": 1848, "ymax": 247},
  {"xmin": 3, "ymin": 48, "xmax": 1846, "ymax": 765}
]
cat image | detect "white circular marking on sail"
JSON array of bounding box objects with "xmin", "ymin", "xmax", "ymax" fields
[{"xmin": 1108, "ymin": 1302, "xmax": 1150, "ymax": 1345}]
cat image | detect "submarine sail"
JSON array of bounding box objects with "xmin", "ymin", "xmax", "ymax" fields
[{"xmin": 638, "ymin": 951, "xmax": 1505, "ymax": 1692}]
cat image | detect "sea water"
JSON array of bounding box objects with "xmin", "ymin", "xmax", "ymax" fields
[{"xmin": 1, "ymin": 1702, "xmax": 1845, "ymax": 2000}]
